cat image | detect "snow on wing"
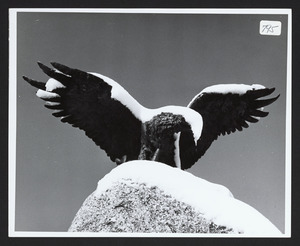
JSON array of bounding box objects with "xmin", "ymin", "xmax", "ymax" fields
[{"xmin": 23, "ymin": 62, "xmax": 142, "ymax": 164}]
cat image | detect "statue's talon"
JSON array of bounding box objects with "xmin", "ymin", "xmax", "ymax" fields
[
  {"xmin": 152, "ymin": 148, "xmax": 160, "ymax": 161},
  {"xmin": 115, "ymin": 155, "xmax": 127, "ymax": 165}
]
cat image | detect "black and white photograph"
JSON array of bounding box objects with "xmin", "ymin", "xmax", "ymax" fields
[{"xmin": 8, "ymin": 8, "xmax": 291, "ymax": 237}]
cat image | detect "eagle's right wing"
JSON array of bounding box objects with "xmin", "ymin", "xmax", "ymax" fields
[{"xmin": 24, "ymin": 62, "xmax": 143, "ymax": 164}]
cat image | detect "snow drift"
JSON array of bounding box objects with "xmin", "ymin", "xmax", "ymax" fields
[{"xmin": 69, "ymin": 160, "xmax": 281, "ymax": 235}]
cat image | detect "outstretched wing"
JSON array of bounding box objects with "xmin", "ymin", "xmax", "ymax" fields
[
  {"xmin": 180, "ymin": 84, "xmax": 279, "ymax": 169},
  {"xmin": 23, "ymin": 62, "xmax": 143, "ymax": 164}
]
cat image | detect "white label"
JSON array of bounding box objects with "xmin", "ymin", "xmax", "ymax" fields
[{"xmin": 260, "ymin": 20, "xmax": 282, "ymax": 36}]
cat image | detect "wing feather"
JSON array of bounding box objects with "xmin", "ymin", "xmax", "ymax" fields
[{"xmin": 24, "ymin": 62, "xmax": 143, "ymax": 164}]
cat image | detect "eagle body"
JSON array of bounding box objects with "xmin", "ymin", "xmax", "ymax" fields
[
  {"xmin": 140, "ymin": 112, "xmax": 195, "ymax": 168},
  {"xmin": 24, "ymin": 62, "xmax": 279, "ymax": 170}
]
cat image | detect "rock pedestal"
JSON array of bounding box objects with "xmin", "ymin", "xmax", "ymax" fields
[{"xmin": 69, "ymin": 160, "xmax": 281, "ymax": 235}]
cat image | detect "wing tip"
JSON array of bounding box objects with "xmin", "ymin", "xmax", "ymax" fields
[
  {"xmin": 50, "ymin": 61, "xmax": 61, "ymax": 70},
  {"xmin": 270, "ymin": 87, "xmax": 276, "ymax": 93},
  {"xmin": 37, "ymin": 61, "xmax": 51, "ymax": 72},
  {"xmin": 50, "ymin": 61, "xmax": 60, "ymax": 67},
  {"xmin": 22, "ymin": 75, "xmax": 29, "ymax": 81},
  {"xmin": 23, "ymin": 75, "xmax": 46, "ymax": 90},
  {"xmin": 263, "ymin": 93, "xmax": 280, "ymax": 106},
  {"xmin": 38, "ymin": 61, "xmax": 60, "ymax": 71},
  {"xmin": 264, "ymin": 87, "xmax": 276, "ymax": 96},
  {"xmin": 37, "ymin": 61, "xmax": 44, "ymax": 68}
]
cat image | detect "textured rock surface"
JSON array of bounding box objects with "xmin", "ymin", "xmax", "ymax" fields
[
  {"xmin": 69, "ymin": 180, "xmax": 236, "ymax": 233},
  {"xmin": 68, "ymin": 160, "xmax": 281, "ymax": 235}
]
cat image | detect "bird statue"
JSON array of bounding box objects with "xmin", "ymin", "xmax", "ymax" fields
[{"xmin": 23, "ymin": 62, "xmax": 279, "ymax": 169}]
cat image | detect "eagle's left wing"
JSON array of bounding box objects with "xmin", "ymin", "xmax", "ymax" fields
[
  {"xmin": 24, "ymin": 62, "xmax": 143, "ymax": 164},
  {"xmin": 179, "ymin": 84, "xmax": 279, "ymax": 169}
]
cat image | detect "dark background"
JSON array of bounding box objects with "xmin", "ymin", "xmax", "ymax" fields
[{"xmin": 15, "ymin": 11, "xmax": 288, "ymax": 233}]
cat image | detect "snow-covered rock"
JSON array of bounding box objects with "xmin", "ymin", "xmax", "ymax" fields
[{"xmin": 68, "ymin": 160, "xmax": 281, "ymax": 235}]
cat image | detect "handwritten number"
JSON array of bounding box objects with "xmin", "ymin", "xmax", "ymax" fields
[{"xmin": 261, "ymin": 25, "xmax": 279, "ymax": 34}]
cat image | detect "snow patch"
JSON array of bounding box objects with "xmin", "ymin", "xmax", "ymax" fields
[
  {"xmin": 200, "ymin": 84, "xmax": 265, "ymax": 95},
  {"xmin": 188, "ymin": 84, "xmax": 265, "ymax": 107},
  {"xmin": 45, "ymin": 101, "xmax": 60, "ymax": 106},
  {"xmin": 90, "ymin": 72, "xmax": 145, "ymax": 118},
  {"xmin": 174, "ymin": 132, "xmax": 181, "ymax": 169},
  {"xmin": 95, "ymin": 160, "xmax": 281, "ymax": 235},
  {"xmin": 36, "ymin": 89, "xmax": 59, "ymax": 99},
  {"xmin": 45, "ymin": 78, "xmax": 66, "ymax": 92}
]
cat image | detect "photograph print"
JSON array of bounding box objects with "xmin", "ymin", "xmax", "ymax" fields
[{"xmin": 9, "ymin": 9, "xmax": 291, "ymax": 237}]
